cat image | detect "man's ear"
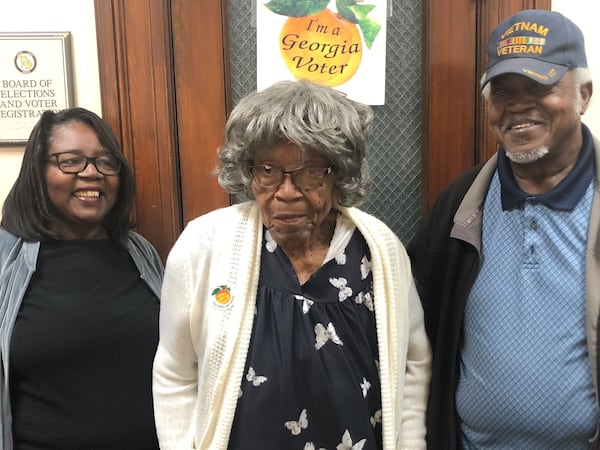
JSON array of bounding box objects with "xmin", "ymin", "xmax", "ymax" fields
[{"xmin": 580, "ymin": 81, "xmax": 593, "ymax": 115}]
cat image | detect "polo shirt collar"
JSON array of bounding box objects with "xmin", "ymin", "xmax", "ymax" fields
[{"xmin": 498, "ymin": 124, "xmax": 594, "ymax": 211}]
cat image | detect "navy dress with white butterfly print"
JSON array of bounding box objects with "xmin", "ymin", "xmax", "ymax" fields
[{"xmin": 228, "ymin": 227, "xmax": 382, "ymax": 450}]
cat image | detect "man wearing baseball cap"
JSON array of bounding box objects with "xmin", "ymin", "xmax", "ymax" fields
[{"xmin": 408, "ymin": 9, "xmax": 598, "ymax": 449}]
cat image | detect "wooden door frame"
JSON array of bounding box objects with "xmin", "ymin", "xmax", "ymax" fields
[
  {"xmin": 94, "ymin": 0, "xmax": 180, "ymax": 260},
  {"xmin": 170, "ymin": 0, "xmax": 231, "ymax": 226},
  {"xmin": 94, "ymin": 0, "xmax": 230, "ymax": 261}
]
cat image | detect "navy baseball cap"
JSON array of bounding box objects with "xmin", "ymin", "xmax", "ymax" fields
[{"xmin": 481, "ymin": 9, "xmax": 587, "ymax": 89}]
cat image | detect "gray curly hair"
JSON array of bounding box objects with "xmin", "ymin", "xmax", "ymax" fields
[{"xmin": 215, "ymin": 79, "xmax": 374, "ymax": 207}]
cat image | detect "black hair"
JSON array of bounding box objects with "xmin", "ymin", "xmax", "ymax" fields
[{"xmin": 1, "ymin": 107, "xmax": 135, "ymax": 247}]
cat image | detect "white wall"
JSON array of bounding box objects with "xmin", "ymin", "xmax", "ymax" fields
[
  {"xmin": 0, "ymin": 0, "xmax": 100, "ymax": 218},
  {"xmin": 552, "ymin": 1, "xmax": 600, "ymax": 136}
]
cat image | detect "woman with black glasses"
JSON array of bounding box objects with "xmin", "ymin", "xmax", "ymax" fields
[
  {"xmin": 0, "ymin": 107, "xmax": 163, "ymax": 449},
  {"xmin": 153, "ymin": 80, "xmax": 431, "ymax": 450}
]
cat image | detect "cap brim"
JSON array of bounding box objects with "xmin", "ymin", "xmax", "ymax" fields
[{"xmin": 480, "ymin": 58, "xmax": 570, "ymax": 90}]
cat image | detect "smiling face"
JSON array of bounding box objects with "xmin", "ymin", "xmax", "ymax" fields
[
  {"xmin": 45, "ymin": 121, "xmax": 120, "ymax": 239},
  {"xmin": 487, "ymin": 71, "xmax": 591, "ymax": 165},
  {"xmin": 252, "ymin": 142, "xmax": 337, "ymax": 251}
]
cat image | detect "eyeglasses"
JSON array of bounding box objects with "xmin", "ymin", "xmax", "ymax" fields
[
  {"xmin": 250, "ymin": 165, "xmax": 333, "ymax": 190},
  {"xmin": 47, "ymin": 152, "xmax": 121, "ymax": 176}
]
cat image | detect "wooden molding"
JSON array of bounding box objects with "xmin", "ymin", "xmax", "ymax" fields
[
  {"xmin": 171, "ymin": 0, "xmax": 230, "ymax": 226},
  {"xmin": 94, "ymin": 0, "xmax": 181, "ymax": 261}
]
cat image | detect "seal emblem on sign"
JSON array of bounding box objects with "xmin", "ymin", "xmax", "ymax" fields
[{"xmin": 14, "ymin": 51, "xmax": 36, "ymax": 74}]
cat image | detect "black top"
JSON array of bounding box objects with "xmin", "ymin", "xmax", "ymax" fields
[
  {"xmin": 228, "ymin": 228, "xmax": 382, "ymax": 450},
  {"xmin": 9, "ymin": 239, "xmax": 160, "ymax": 450}
]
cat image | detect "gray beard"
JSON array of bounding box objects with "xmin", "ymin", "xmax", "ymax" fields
[{"xmin": 505, "ymin": 146, "xmax": 549, "ymax": 164}]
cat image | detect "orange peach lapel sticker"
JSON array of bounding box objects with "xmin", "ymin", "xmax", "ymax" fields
[
  {"xmin": 212, "ymin": 285, "xmax": 232, "ymax": 306},
  {"xmin": 265, "ymin": 0, "xmax": 381, "ymax": 87}
]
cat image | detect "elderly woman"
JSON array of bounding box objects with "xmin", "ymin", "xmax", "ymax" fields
[
  {"xmin": 0, "ymin": 107, "xmax": 163, "ymax": 449},
  {"xmin": 153, "ymin": 80, "xmax": 431, "ymax": 450}
]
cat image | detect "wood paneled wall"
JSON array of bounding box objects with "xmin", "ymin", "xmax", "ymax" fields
[
  {"xmin": 422, "ymin": 0, "xmax": 551, "ymax": 211},
  {"xmin": 94, "ymin": 0, "xmax": 229, "ymax": 261}
]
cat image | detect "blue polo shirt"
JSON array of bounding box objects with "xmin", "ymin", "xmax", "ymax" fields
[{"xmin": 457, "ymin": 124, "xmax": 599, "ymax": 448}]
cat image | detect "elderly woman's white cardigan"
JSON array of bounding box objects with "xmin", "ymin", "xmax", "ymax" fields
[{"xmin": 153, "ymin": 201, "xmax": 431, "ymax": 450}]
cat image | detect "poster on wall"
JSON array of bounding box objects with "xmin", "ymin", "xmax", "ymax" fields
[
  {"xmin": 257, "ymin": 0, "xmax": 387, "ymax": 105},
  {"xmin": 0, "ymin": 32, "xmax": 74, "ymax": 145}
]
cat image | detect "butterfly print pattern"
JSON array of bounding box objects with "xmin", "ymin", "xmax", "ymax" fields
[
  {"xmin": 228, "ymin": 228, "xmax": 381, "ymax": 449},
  {"xmin": 304, "ymin": 442, "xmax": 326, "ymax": 450},
  {"xmin": 246, "ymin": 367, "xmax": 268, "ymax": 386},
  {"xmin": 329, "ymin": 277, "xmax": 353, "ymax": 302},
  {"xmin": 284, "ymin": 408, "xmax": 308, "ymax": 436},
  {"xmin": 369, "ymin": 409, "xmax": 382, "ymax": 428},
  {"xmin": 354, "ymin": 290, "xmax": 374, "ymax": 311},
  {"xmin": 295, "ymin": 294, "xmax": 315, "ymax": 314},
  {"xmin": 336, "ymin": 430, "xmax": 367, "ymax": 450},
  {"xmin": 360, "ymin": 255, "xmax": 371, "ymax": 280},
  {"xmin": 360, "ymin": 377, "xmax": 371, "ymax": 398},
  {"xmin": 335, "ymin": 251, "xmax": 347, "ymax": 265},
  {"xmin": 314, "ymin": 322, "xmax": 344, "ymax": 350}
]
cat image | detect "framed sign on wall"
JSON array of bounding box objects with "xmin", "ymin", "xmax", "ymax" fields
[{"xmin": 0, "ymin": 32, "xmax": 74, "ymax": 144}]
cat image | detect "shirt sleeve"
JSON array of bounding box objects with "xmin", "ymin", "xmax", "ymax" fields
[{"xmin": 152, "ymin": 235, "xmax": 199, "ymax": 449}]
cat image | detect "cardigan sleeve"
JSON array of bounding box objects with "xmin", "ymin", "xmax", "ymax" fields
[
  {"xmin": 153, "ymin": 202, "xmax": 261, "ymax": 450},
  {"xmin": 398, "ymin": 262, "xmax": 431, "ymax": 449},
  {"xmin": 152, "ymin": 228, "xmax": 200, "ymax": 449}
]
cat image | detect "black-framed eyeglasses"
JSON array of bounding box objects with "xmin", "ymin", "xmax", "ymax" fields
[
  {"xmin": 250, "ymin": 165, "xmax": 333, "ymax": 190},
  {"xmin": 47, "ymin": 152, "xmax": 121, "ymax": 176}
]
